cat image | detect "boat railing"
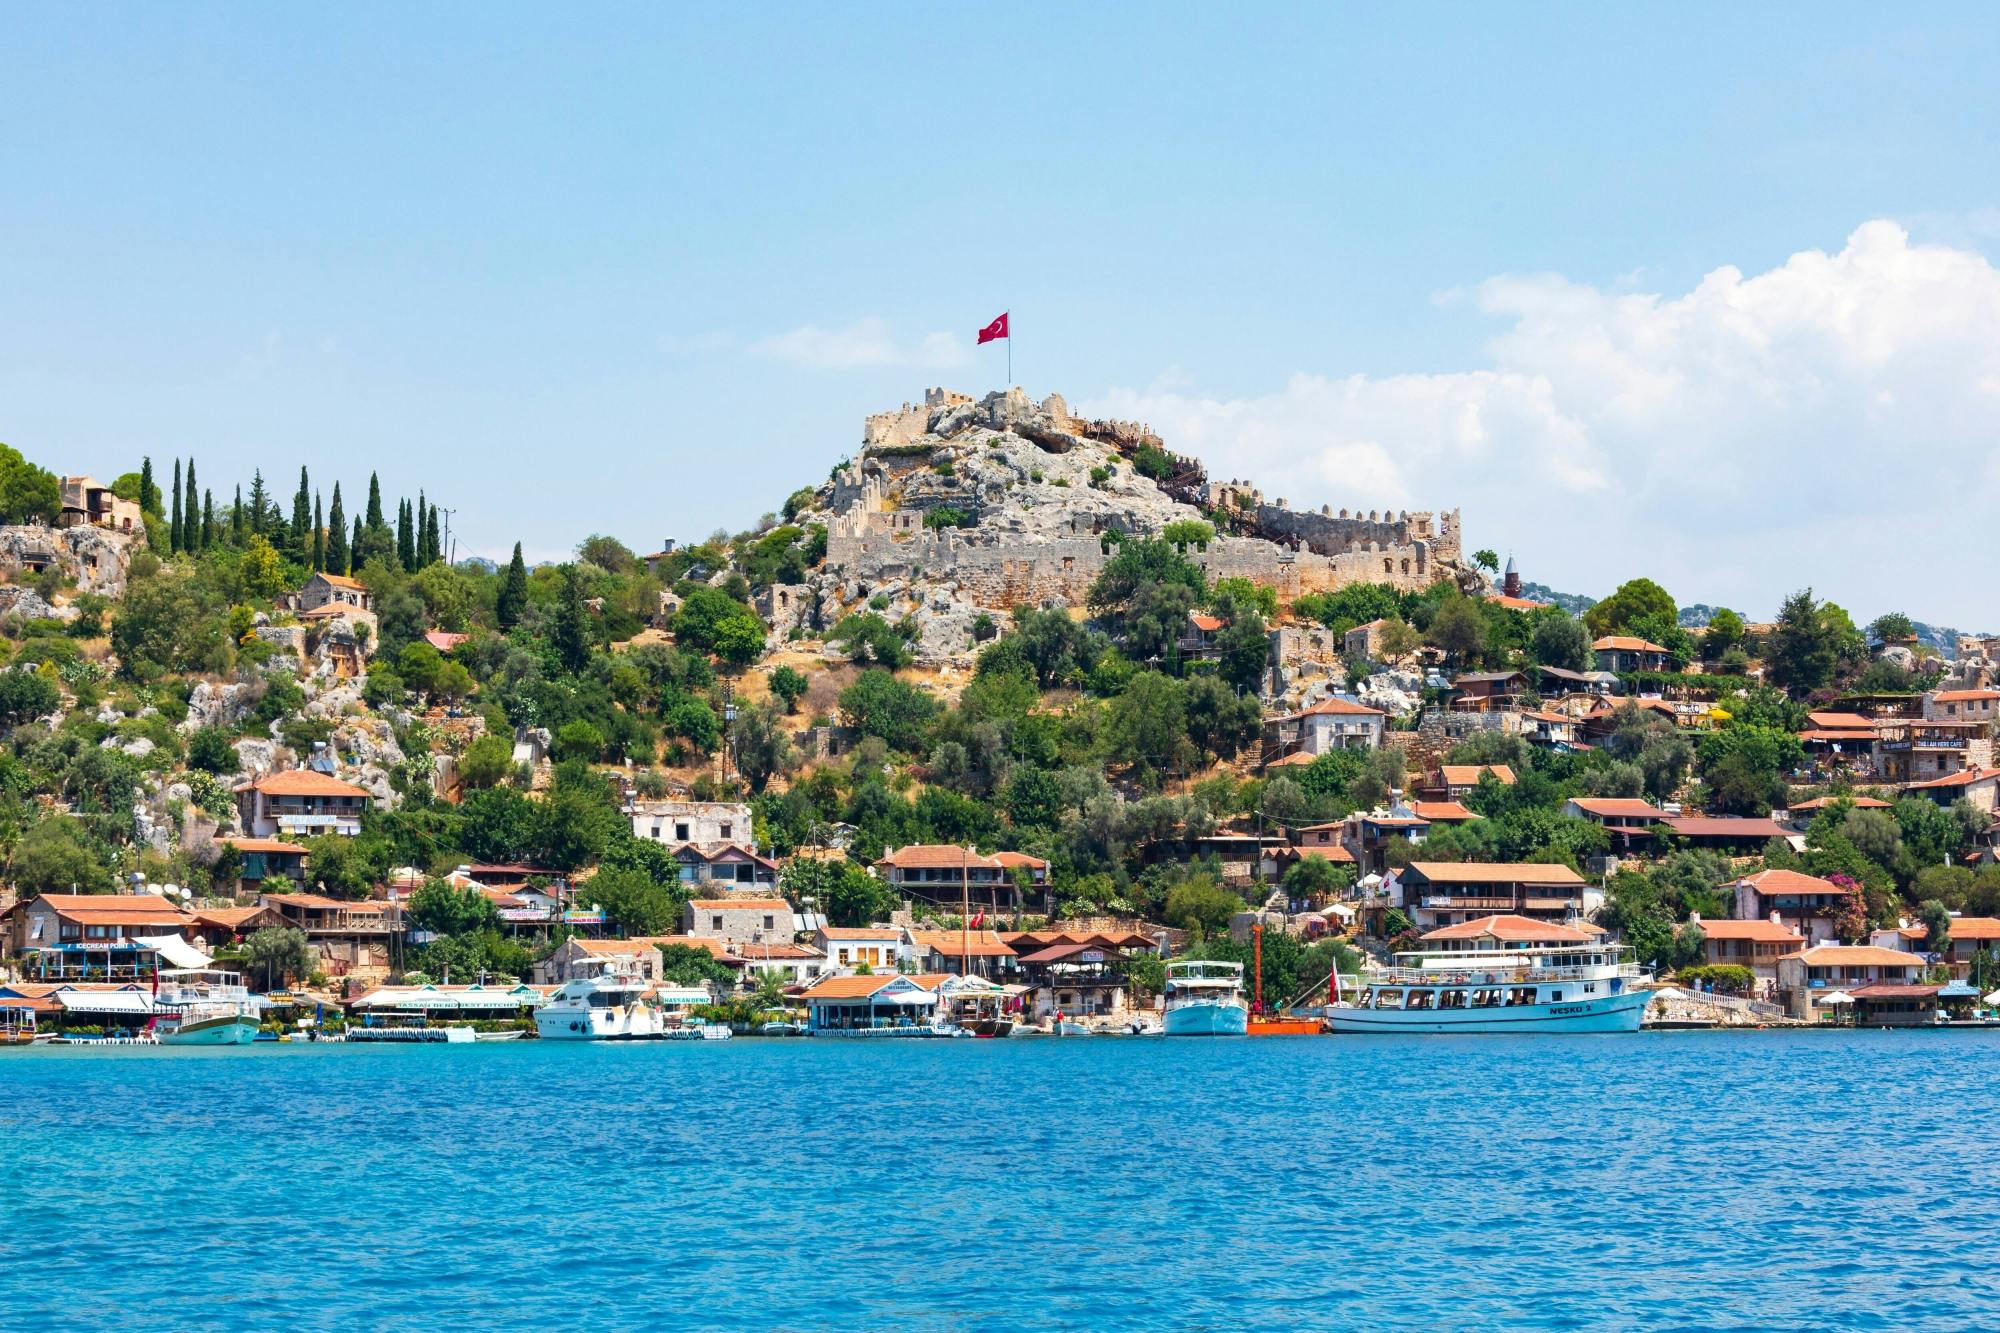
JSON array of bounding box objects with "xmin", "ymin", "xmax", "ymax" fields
[{"xmin": 1366, "ymin": 963, "xmax": 1645, "ymax": 986}]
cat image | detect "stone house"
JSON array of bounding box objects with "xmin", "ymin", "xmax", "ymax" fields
[
  {"xmin": 2, "ymin": 893, "xmax": 193, "ymax": 980},
  {"xmin": 1922, "ymin": 689, "xmax": 2000, "ymax": 724},
  {"xmin": 630, "ymin": 800, "xmax": 755, "ymax": 851},
  {"xmin": 297, "ymin": 571, "xmax": 374, "ymax": 617},
  {"xmin": 58, "ymin": 476, "xmax": 142, "ymax": 533},
  {"xmin": 682, "ymin": 896, "xmax": 794, "ymax": 950},
  {"xmin": 1903, "ymin": 766, "xmax": 2000, "ymax": 814},
  {"xmin": 1262, "ymin": 697, "xmax": 1386, "ymax": 765}
]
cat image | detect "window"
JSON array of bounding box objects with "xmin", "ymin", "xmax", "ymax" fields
[
  {"xmin": 710, "ymin": 915, "xmax": 724, "ymax": 931},
  {"xmin": 720, "ymin": 823, "xmax": 733, "ymax": 840},
  {"xmin": 676, "ymin": 823, "xmax": 690, "ymax": 841},
  {"xmin": 763, "ymin": 915, "xmax": 775, "ymax": 930}
]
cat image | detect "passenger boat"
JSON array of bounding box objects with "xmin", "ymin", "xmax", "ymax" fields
[
  {"xmin": 152, "ymin": 970, "xmax": 262, "ymax": 1046},
  {"xmin": 1328, "ymin": 936, "xmax": 1651, "ymax": 1034},
  {"xmin": 534, "ymin": 971, "xmax": 671, "ymax": 1041},
  {"xmin": 1162, "ymin": 960, "xmax": 1249, "ymax": 1036}
]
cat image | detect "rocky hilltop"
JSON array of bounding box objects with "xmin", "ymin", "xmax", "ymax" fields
[{"xmin": 776, "ymin": 386, "xmax": 1474, "ymax": 664}]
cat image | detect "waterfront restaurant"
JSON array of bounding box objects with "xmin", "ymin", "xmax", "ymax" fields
[
  {"xmin": 1013, "ymin": 936, "xmax": 1136, "ymax": 1020},
  {"xmin": 800, "ymin": 973, "xmax": 944, "ymax": 1035},
  {"xmin": 2, "ymin": 893, "xmax": 195, "ymax": 980},
  {"xmin": 1776, "ymin": 944, "xmax": 1926, "ymax": 1022}
]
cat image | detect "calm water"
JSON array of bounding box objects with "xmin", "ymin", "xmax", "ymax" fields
[{"xmin": 3, "ymin": 1032, "xmax": 1996, "ymax": 1332}]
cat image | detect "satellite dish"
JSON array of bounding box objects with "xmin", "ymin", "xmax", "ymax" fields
[{"xmin": 163, "ymin": 884, "xmax": 181, "ymax": 897}]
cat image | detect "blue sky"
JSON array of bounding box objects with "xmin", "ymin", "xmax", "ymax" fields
[{"xmin": 5, "ymin": 4, "xmax": 1999, "ymax": 620}]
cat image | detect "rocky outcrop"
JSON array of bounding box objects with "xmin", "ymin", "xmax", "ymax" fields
[{"xmin": 0, "ymin": 523, "xmax": 141, "ymax": 597}]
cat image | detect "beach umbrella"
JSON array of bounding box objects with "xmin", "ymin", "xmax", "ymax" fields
[{"xmin": 1820, "ymin": 991, "xmax": 1855, "ymax": 1005}]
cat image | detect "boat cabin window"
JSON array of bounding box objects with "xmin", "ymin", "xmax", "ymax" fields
[
  {"xmin": 1548, "ymin": 990, "xmax": 1563, "ymax": 1002},
  {"xmin": 1371, "ymin": 989, "xmax": 1403, "ymax": 1010},
  {"xmin": 1407, "ymin": 990, "xmax": 1434, "ymax": 1010}
]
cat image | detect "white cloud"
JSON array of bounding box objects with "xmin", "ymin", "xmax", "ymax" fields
[
  {"xmin": 1082, "ymin": 222, "xmax": 2000, "ymax": 625},
  {"xmin": 749, "ymin": 317, "xmax": 970, "ymax": 370}
]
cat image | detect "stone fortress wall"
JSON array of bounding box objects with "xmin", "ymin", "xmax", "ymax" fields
[{"xmin": 825, "ymin": 388, "xmax": 1462, "ymax": 611}]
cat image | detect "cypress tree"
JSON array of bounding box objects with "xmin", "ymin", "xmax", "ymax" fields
[
  {"xmin": 430, "ymin": 504, "xmax": 444, "ymax": 564},
  {"xmin": 249, "ymin": 469, "xmax": 268, "ymax": 535},
  {"xmin": 139, "ymin": 457, "xmax": 159, "ymax": 514},
  {"xmin": 291, "ymin": 467, "xmax": 312, "ymax": 557},
  {"xmin": 169, "ymin": 460, "xmax": 183, "ymax": 553},
  {"xmin": 497, "ymin": 542, "xmax": 529, "ymax": 629},
  {"xmin": 232, "ymin": 485, "xmax": 245, "ymax": 545},
  {"xmin": 183, "ymin": 459, "xmax": 199, "ymax": 551},
  {"xmin": 201, "ymin": 490, "xmax": 216, "ymax": 550},
  {"xmin": 396, "ymin": 499, "xmax": 415, "ymax": 571},
  {"xmin": 351, "ymin": 516, "xmax": 363, "ymax": 575},
  {"xmin": 312, "ymin": 493, "xmax": 325, "ymax": 572},
  {"xmin": 415, "ymin": 492, "xmax": 430, "ymax": 568},
  {"xmin": 365, "ymin": 472, "xmax": 385, "ymax": 531},
  {"xmin": 326, "ymin": 483, "xmax": 348, "ymax": 575}
]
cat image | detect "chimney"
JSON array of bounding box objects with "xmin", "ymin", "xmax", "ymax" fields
[{"xmin": 1770, "ymin": 910, "xmax": 1782, "ymax": 924}]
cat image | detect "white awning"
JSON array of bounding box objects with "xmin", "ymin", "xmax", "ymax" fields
[
  {"xmin": 133, "ymin": 934, "xmax": 213, "ymax": 969},
  {"xmin": 56, "ymin": 991, "xmax": 156, "ymax": 1015}
]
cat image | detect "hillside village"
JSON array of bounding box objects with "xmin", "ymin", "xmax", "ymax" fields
[{"xmin": 4, "ymin": 389, "xmax": 2000, "ymax": 1035}]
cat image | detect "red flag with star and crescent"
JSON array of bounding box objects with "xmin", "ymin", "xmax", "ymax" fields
[{"xmin": 977, "ymin": 312, "xmax": 1009, "ymax": 344}]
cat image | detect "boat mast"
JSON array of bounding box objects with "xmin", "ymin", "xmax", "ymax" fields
[
  {"xmin": 1252, "ymin": 922, "xmax": 1263, "ymax": 1016},
  {"xmin": 960, "ymin": 844, "xmax": 970, "ymax": 977}
]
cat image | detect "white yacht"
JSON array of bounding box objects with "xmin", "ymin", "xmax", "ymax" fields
[
  {"xmin": 1163, "ymin": 960, "xmax": 1249, "ymax": 1036},
  {"xmin": 535, "ymin": 970, "xmax": 672, "ymax": 1041},
  {"xmin": 152, "ymin": 970, "xmax": 261, "ymax": 1046},
  {"xmin": 1328, "ymin": 915, "xmax": 1651, "ymax": 1034}
]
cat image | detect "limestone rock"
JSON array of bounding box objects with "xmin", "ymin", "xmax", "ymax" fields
[{"xmin": 0, "ymin": 523, "xmax": 140, "ymax": 597}]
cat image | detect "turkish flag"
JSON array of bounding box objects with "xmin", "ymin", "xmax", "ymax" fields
[{"xmin": 977, "ymin": 312, "xmax": 1009, "ymax": 344}]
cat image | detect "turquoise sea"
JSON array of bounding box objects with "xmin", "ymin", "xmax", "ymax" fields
[{"xmin": 3, "ymin": 1032, "xmax": 1996, "ymax": 1332}]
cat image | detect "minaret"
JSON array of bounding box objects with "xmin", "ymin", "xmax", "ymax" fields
[{"xmin": 1503, "ymin": 555, "xmax": 1520, "ymax": 599}]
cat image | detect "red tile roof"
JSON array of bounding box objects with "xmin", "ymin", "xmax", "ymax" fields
[
  {"xmin": 23, "ymin": 894, "xmax": 190, "ymax": 927},
  {"xmin": 876, "ymin": 845, "xmax": 1000, "ymax": 870},
  {"xmin": 1422, "ymin": 914, "xmax": 1596, "ymax": 944},
  {"xmin": 1441, "ymin": 764, "xmax": 1516, "ymax": 787},
  {"xmin": 1931, "ymin": 690, "xmax": 2000, "ymax": 703},
  {"xmin": 818, "ymin": 926, "xmax": 904, "ymax": 941},
  {"xmin": 1402, "ymin": 862, "xmax": 1585, "ymax": 886},
  {"xmin": 1664, "ymin": 816, "xmax": 1786, "ymax": 839},
  {"xmin": 253, "ymin": 770, "xmax": 371, "ymax": 798},
  {"xmin": 908, "ymin": 930, "xmax": 1017, "ymax": 958},
  {"xmin": 1787, "ymin": 796, "xmax": 1891, "ymax": 812},
  {"xmin": 1906, "ymin": 767, "xmax": 2000, "ymax": 791},
  {"xmin": 1692, "ymin": 918, "xmax": 1804, "ymax": 943},
  {"xmin": 1732, "ymin": 868, "xmax": 1845, "ymax": 897},
  {"xmin": 1591, "ymin": 635, "xmax": 1669, "ymax": 653},
  {"xmin": 1567, "ymin": 798, "xmax": 1662, "ymax": 818},
  {"xmin": 1410, "ymin": 801, "xmax": 1477, "ymax": 822},
  {"xmin": 800, "ymin": 973, "xmax": 944, "ymax": 1001},
  {"xmin": 1945, "ymin": 916, "xmax": 2000, "ymax": 941},
  {"xmin": 218, "ymin": 837, "xmax": 309, "ymax": 854},
  {"xmin": 1788, "ymin": 945, "xmax": 1924, "ymax": 968}
]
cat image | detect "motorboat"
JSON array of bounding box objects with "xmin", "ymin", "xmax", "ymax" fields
[
  {"xmin": 534, "ymin": 970, "xmax": 671, "ymax": 1041},
  {"xmin": 1163, "ymin": 960, "xmax": 1249, "ymax": 1036},
  {"xmin": 152, "ymin": 970, "xmax": 261, "ymax": 1046},
  {"xmin": 1327, "ymin": 939, "xmax": 1651, "ymax": 1034}
]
